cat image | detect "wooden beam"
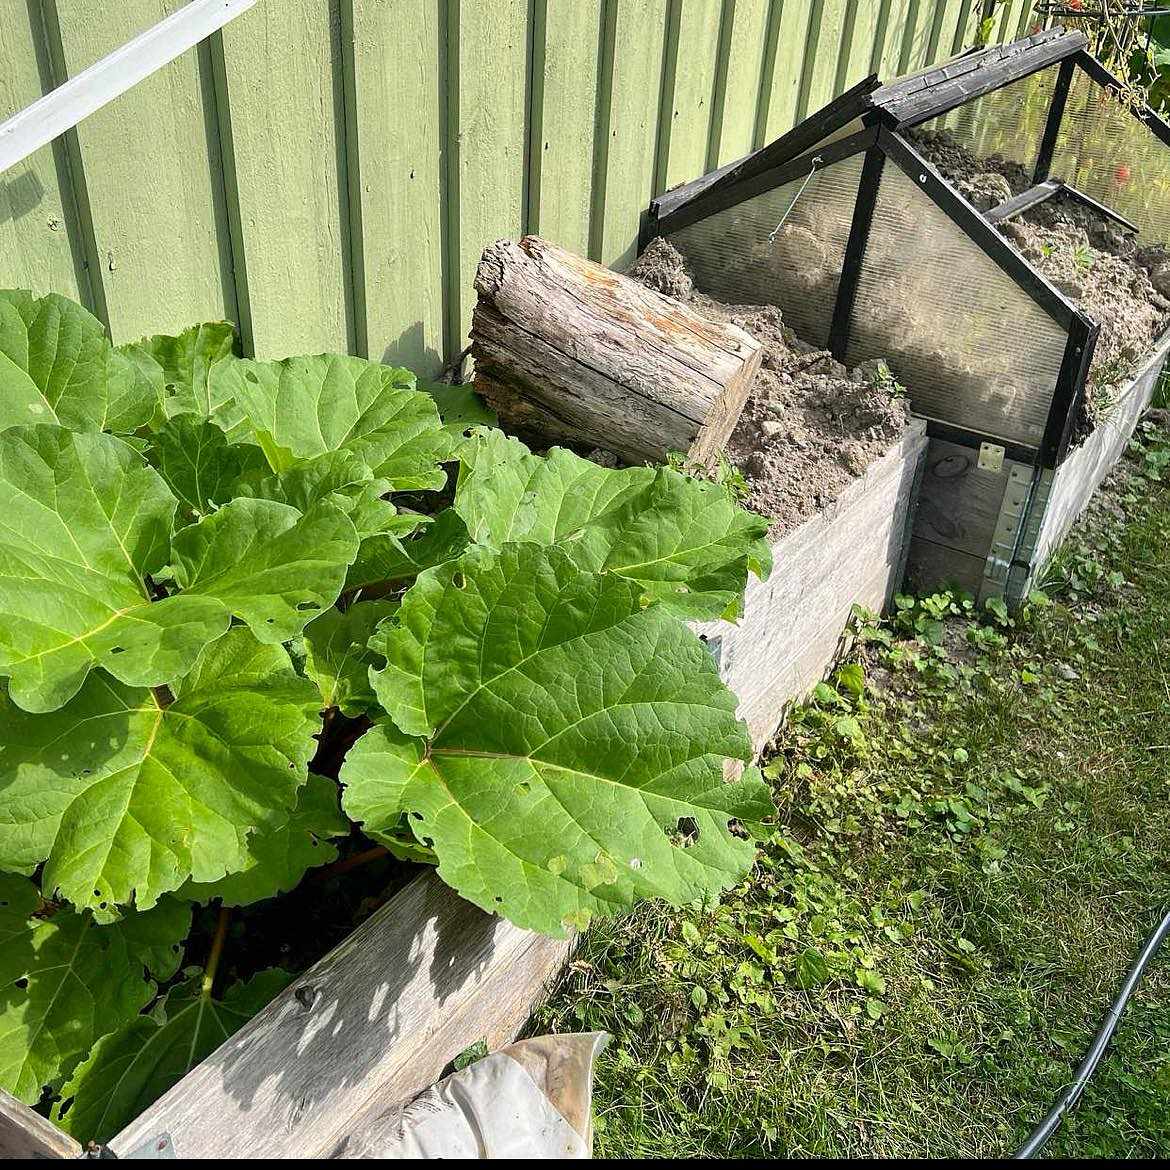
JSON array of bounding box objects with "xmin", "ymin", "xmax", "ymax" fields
[
  {"xmin": 0, "ymin": 1090, "xmax": 81, "ymax": 1159},
  {"xmin": 109, "ymin": 871, "xmax": 572, "ymax": 1160},
  {"xmin": 0, "ymin": 0, "xmax": 258, "ymax": 174}
]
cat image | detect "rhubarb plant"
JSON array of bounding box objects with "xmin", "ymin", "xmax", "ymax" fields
[{"xmin": 0, "ymin": 290, "xmax": 774, "ymax": 1137}]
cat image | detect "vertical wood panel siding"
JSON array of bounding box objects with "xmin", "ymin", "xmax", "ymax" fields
[
  {"xmin": 57, "ymin": 0, "xmax": 236, "ymax": 340},
  {"xmin": 0, "ymin": 0, "xmax": 1022, "ymax": 373},
  {"xmin": 0, "ymin": 0, "xmax": 90, "ymax": 307}
]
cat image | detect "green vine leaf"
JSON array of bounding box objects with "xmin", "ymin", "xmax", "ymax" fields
[
  {"xmin": 0, "ymin": 629, "xmax": 321, "ymax": 917},
  {"xmin": 453, "ymin": 432, "xmax": 771, "ymax": 620},
  {"xmin": 301, "ymin": 599, "xmax": 398, "ymax": 715},
  {"xmin": 210, "ymin": 353, "xmax": 447, "ymax": 489},
  {"xmin": 0, "ymin": 876, "xmax": 190, "ymax": 1104},
  {"xmin": 342, "ymin": 543, "xmax": 772, "ymax": 936},
  {"xmin": 180, "ymin": 774, "xmax": 348, "ymax": 906},
  {"xmin": 0, "ymin": 426, "xmax": 231, "ymax": 712},
  {"xmin": 168, "ymin": 497, "xmax": 359, "ymax": 643},
  {"xmin": 55, "ymin": 968, "xmax": 291, "ymax": 1143}
]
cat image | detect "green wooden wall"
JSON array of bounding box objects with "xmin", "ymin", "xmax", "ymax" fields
[{"xmin": 0, "ymin": 0, "xmax": 995, "ymax": 374}]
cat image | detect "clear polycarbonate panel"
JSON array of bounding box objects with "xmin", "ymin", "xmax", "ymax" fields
[
  {"xmin": 847, "ymin": 161, "xmax": 1069, "ymax": 447},
  {"xmin": 914, "ymin": 66, "xmax": 1059, "ymax": 189},
  {"xmin": 667, "ymin": 152, "xmax": 864, "ymax": 348},
  {"xmin": 1048, "ymin": 69, "xmax": 1170, "ymax": 245}
]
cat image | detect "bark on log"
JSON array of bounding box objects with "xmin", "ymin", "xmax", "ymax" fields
[{"xmin": 471, "ymin": 235, "xmax": 761, "ymax": 468}]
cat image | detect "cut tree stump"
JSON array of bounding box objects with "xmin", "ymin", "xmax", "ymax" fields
[{"xmin": 471, "ymin": 235, "xmax": 762, "ymax": 468}]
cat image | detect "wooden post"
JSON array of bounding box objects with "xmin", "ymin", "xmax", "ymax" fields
[{"xmin": 471, "ymin": 235, "xmax": 762, "ymax": 468}]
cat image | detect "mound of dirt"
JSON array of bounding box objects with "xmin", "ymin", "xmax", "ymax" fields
[
  {"xmin": 628, "ymin": 239, "xmax": 913, "ymax": 538},
  {"xmin": 911, "ymin": 128, "xmax": 1170, "ymax": 433}
]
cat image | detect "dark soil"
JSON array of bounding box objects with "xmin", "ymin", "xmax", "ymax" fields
[
  {"xmin": 912, "ymin": 128, "xmax": 1170, "ymax": 431},
  {"xmin": 629, "ymin": 239, "xmax": 913, "ymax": 539}
]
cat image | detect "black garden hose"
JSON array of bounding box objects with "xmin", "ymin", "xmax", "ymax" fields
[{"xmin": 1013, "ymin": 907, "xmax": 1170, "ymax": 1158}]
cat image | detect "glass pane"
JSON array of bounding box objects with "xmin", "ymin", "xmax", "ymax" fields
[
  {"xmin": 665, "ymin": 153, "xmax": 864, "ymax": 348},
  {"xmin": 848, "ymin": 160, "xmax": 1069, "ymax": 447},
  {"xmin": 1049, "ymin": 69, "xmax": 1170, "ymax": 246},
  {"xmin": 913, "ymin": 66, "xmax": 1059, "ymax": 191}
]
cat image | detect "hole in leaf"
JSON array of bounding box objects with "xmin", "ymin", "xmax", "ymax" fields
[
  {"xmin": 15, "ymin": 978, "xmax": 28, "ymax": 990},
  {"xmin": 244, "ymin": 370, "xmax": 259, "ymax": 383},
  {"xmin": 516, "ymin": 781, "xmax": 530, "ymax": 796},
  {"xmin": 109, "ymin": 646, "xmax": 126, "ymax": 655},
  {"xmin": 296, "ymin": 601, "xmax": 321, "ymax": 612},
  {"xmin": 670, "ymin": 817, "xmax": 700, "ymax": 848},
  {"xmin": 452, "ymin": 572, "xmax": 466, "ymax": 590},
  {"xmin": 411, "ymin": 811, "xmax": 423, "ymax": 821}
]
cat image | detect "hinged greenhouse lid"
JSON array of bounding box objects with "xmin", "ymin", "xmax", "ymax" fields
[{"xmin": 643, "ymin": 26, "xmax": 1170, "ymax": 472}]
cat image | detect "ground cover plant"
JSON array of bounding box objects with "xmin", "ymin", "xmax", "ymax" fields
[
  {"xmin": 0, "ymin": 290, "xmax": 776, "ymax": 1140},
  {"xmin": 540, "ymin": 419, "xmax": 1170, "ymax": 1157}
]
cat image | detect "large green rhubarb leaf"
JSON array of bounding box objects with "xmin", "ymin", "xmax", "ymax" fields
[
  {"xmin": 168, "ymin": 497, "xmax": 359, "ymax": 643},
  {"xmin": 0, "ymin": 291, "xmax": 108, "ymax": 431},
  {"xmin": 344, "ymin": 508, "xmax": 470, "ymax": 593},
  {"xmin": 143, "ymin": 321, "xmax": 238, "ymax": 427},
  {"xmin": 421, "ymin": 382, "xmax": 497, "ymax": 461},
  {"xmin": 453, "ymin": 432, "xmax": 771, "ymax": 620},
  {"xmin": 301, "ymin": 599, "xmax": 398, "ymax": 715},
  {"xmin": 0, "ymin": 426, "xmax": 230, "ymax": 712},
  {"xmin": 0, "ymin": 290, "xmax": 163, "ymax": 436},
  {"xmin": 210, "ymin": 353, "xmax": 447, "ymax": 489},
  {"xmin": 55, "ymin": 968, "xmax": 291, "ymax": 1143},
  {"xmin": 0, "ymin": 629, "xmax": 321, "ymax": 917},
  {"xmin": 180, "ymin": 774, "xmax": 347, "ymax": 906},
  {"xmin": 0, "ymin": 875, "xmax": 190, "ymax": 1103},
  {"xmin": 144, "ymin": 416, "xmax": 267, "ymax": 526},
  {"xmin": 341, "ymin": 543, "xmax": 773, "ymax": 936}
]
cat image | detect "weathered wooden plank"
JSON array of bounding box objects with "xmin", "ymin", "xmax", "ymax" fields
[
  {"xmin": 529, "ymin": 0, "xmax": 604, "ymax": 257},
  {"xmin": 109, "ymin": 870, "xmax": 573, "ymax": 1160},
  {"xmin": 0, "ymin": 0, "xmax": 90, "ymax": 305},
  {"xmin": 906, "ymin": 534, "xmax": 987, "ymax": 595},
  {"xmin": 930, "ymin": 0, "xmax": 968, "ymax": 63},
  {"xmin": 0, "ymin": 1090, "xmax": 80, "ymax": 1159},
  {"xmin": 446, "ymin": 0, "xmax": 529, "ymax": 352},
  {"xmin": 217, "ymin": 0, "xmax": 350, "ymax": 358},
  {"xmin": 695, "ymin": 420, "xmax": 928, "ymax": 752},
  {"xmin": 797, "ymin": 0, "xmax": 848, "ymax": 118},
  {"xmin": 913, "ymin": 438, "xmax": 1011, "ymax": 559},
  {"xmin": 660, "ymin": 0, "xmax": 723, "ymax": 191},
  {"xmin": 1030, "ymin": 335, "xmax": 1170, "ymax": 578},
  {"xmin": 471, "ymin": 235, "xmax": 761, "ymax": 467},
  {"xmin": 898, "ymin": 0, "xmax": 934, "ymax": 73},
  {"xmin": 709, "ymin": 0, "xmax": 771, "ymax": 168},
  {"xmin": 592, "ymin": 0, "xmax": 668, "ymax": 268},
  {"xmin": 879, "ymin": 0, "xmax": 914, "ymax": 77},
  {"xmin": 951, "ymin": 0, "xmax": 978, "ymax": 54},
  {"xmin": 348, "ymin": 0, "xmax": 445, "ymax": 374},
  {"xmin": 758, "ymin": 0, "xmax": 813, "ymax": 142},
  {"xmin": 53, "ymin": 0, "xmax": 235, "ymax": 341},
  {"xmin": 837, "ymin": 0, "xmax": 881, "ymax": 92}
]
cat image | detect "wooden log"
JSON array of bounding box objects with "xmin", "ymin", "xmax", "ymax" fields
[
  {"xmin": 109, "ymin": 871, "xmax": 572, "ymax": 1160},
  {"xmin": 471, "ymin": 235, "xmax": 762, "ymax": 468},
  {"xmin": 0, "ymin": 1090, "xmax": 81, "ymax": 1159}
]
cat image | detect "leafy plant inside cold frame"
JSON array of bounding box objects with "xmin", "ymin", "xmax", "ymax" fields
[{"xmin": 0, "ymin": 290, "xmax": 775, "ymax": 1139}]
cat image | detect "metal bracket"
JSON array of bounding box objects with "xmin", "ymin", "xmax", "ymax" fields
[
  {"xmin": 85, "ymin": 1133, "xmax": 175, "ymax": 1160},
  {"xmin": 983, "ymin": 463, "xmax": 1036, "ymax": 589},
  {"xmin": 977, "ymin": 442, "xmax": 1005, "ymax": 472}
]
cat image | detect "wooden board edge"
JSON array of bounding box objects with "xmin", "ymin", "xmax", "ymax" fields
[
  {"xmin": 0, "ymin": 1089, "xmax": 82, "ymax": 1159},
  {"xmin": 110, "ymin": 870, "xmax": 573, "ymax": 1160}
]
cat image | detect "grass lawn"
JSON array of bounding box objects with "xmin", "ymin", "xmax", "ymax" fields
[{"xmin": 539, "ymin": 419, "xmax": 1170, "ymax": 1158}]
